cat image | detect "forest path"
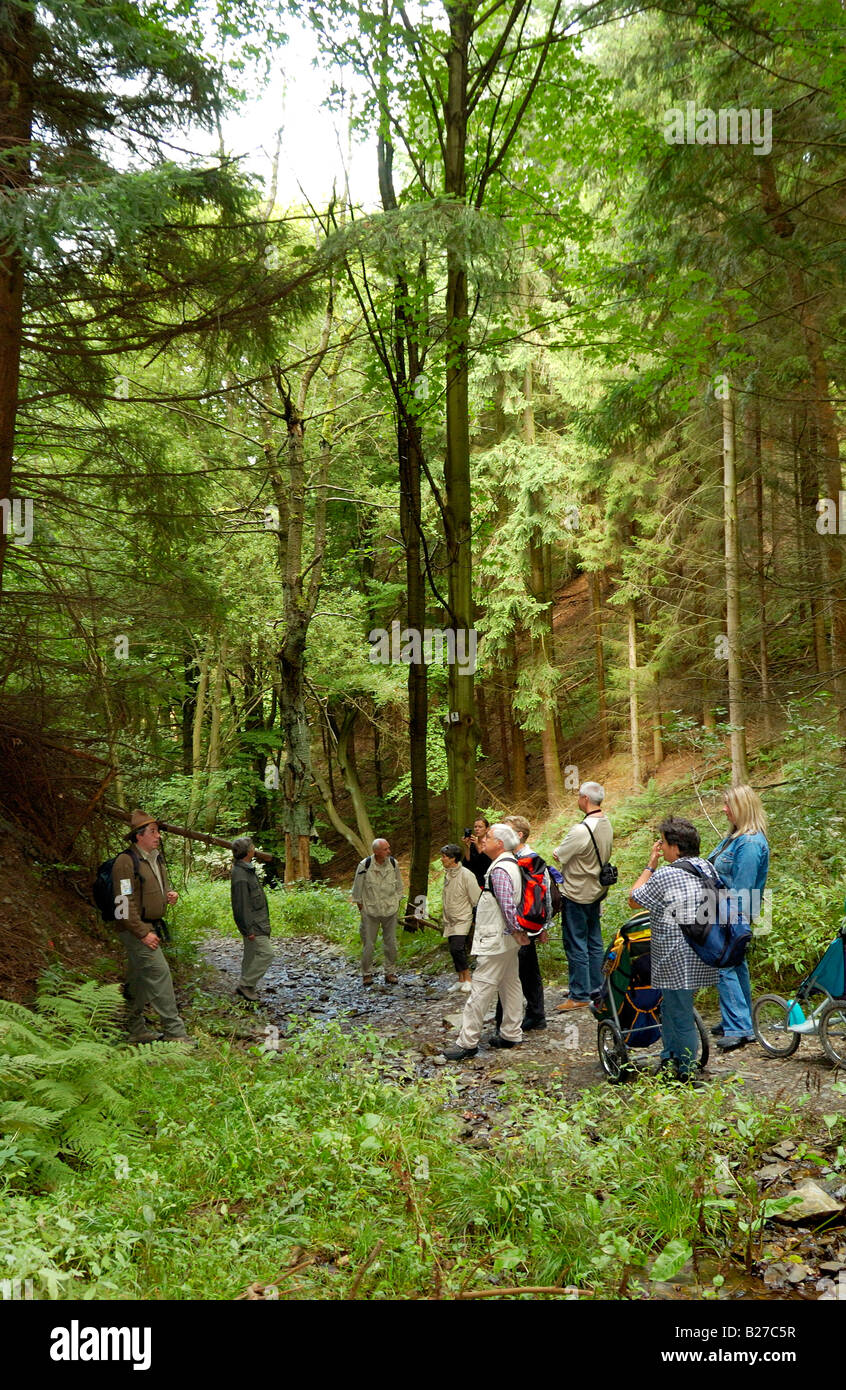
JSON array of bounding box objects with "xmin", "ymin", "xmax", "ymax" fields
[{"xmin": 199, "ymin": 932, "xmax": 846, "ymax": 1121}]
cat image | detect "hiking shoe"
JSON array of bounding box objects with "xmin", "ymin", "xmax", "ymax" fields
[
  {"xmin": 235, "ymin": 985, "xmax": 260, "ymax": 1002},
  {"xmin": 711, "ymin": 1024, "xmax": 725, "ymax": 1037},
  {"xmin": 522, "ymin": 1017, "xmax": 547, "ymax": 1031},
  {"xmin": 487, "ymin": 1034, "xmax": 520, "ymax": 1049},
  {"xmin": 556, "ymin": 999, "xmax": 589, "ymax": 1012},
  {"xmin": 127, "ymin": 1029, "xmax": 162, "ymax": 1045},
  {"xmin": 716, "ymin": 1036, "xmax": 748, "ymax": 1052},
  {"xmin": 443, "ymin": 1046, "xmax": 478, "ymax": 1061},
  {"xmin": 385, "ymin": 974, "xmax": 399, "ymax": 985},
  {"xmin": 362, "ymin": 974, "xmax": 374, "ymax": 986}
]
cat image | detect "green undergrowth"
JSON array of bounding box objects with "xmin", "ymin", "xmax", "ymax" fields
[{"xmin": 1, "ymin": 981, "xmax": 839, "ymax": 1301}]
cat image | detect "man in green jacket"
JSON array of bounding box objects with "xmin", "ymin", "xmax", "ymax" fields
[
  {"xmin": 111, "ymin": 810, "xmax": 193, "ymax": 1044},
  {"xmin": 230, "ymin": 837, "xmax": 274, "ymax": 1001}
]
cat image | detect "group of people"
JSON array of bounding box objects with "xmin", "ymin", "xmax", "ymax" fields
[
  {"xmin": 444, "ymin": 781, "xmax": 768, "ymax": 1079},
  {"xmin": 112, "ymin": 780, "xmax": 769, "ymax": 1085}
]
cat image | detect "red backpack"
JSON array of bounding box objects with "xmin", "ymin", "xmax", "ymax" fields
[{"xmin": 507, "ymin": 852, "xmax": 551, "ymax": 937}]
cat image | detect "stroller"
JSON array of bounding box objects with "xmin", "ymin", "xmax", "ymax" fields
[
  {"xmin": 752, "ymin": 925, "xmax": 846, "ymax": 1065},
  {"xmin": 592, "ymin": 912, "xmax": 710, "ymax": 1081}
]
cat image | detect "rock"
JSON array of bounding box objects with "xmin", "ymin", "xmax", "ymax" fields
[
  {"xmin": 774, "ymin": 1181, "xmax": 845, "ymax": 1224},
  {"xmin": 819, "ymin": 1260, "xmax": 846, "ymax": 1273},
  {"xmin": 442, "ymin": 1013, "xmax": 465, "ymax": 1028},
  {"xmin": 756, "ymin": 1162, "xmax": 791, "ymax": 1183},
  {"xmin": 771, "ymin": 1140, "xmax": 798, "ymax": 1159},
  {"xmin": 786, "ymin": 1263, "xmax": 813, "ymax": 1283},
  {"xmin": 431, "ymin": 1054, "xmax": 447, "ymax": 1067}
]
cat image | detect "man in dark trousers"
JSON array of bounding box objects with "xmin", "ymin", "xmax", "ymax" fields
[
  {"xmin": 111, "ymin": 810, "xmax": 192, "ymax": 1044},
  {"xmin": 230, "ymin": 836, "xmax": 274, "ymax": 1001},
  {"xmin": 554, "ymin": 781, "xmax": 613, "ymax": 1010}
]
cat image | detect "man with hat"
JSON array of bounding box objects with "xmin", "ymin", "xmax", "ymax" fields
[{"xmin": 111, "ymin": 810, "xmax": 193, "ymax": 1044}]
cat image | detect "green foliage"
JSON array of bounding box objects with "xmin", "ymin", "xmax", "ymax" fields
[
  {"xmin": 0, "ymin": 1002, "xmax": 821, "ymax": 1300},
  {"xmin": 0, "ymin": 981, "xmax": 181, "ymax": 1189}
]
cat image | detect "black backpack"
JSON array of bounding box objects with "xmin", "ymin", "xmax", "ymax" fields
[
  {"xmin": 92, "ymin": 847, "xmax": 141, "ymax": 923},
  {"xmin": 674, "ymin": 860, "xmax": 752, "ymax": 969}
]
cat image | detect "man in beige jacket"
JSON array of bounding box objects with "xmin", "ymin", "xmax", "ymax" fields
[
  {"xmin": 111, "ymin": 810, "xmax": 192, "ymax": 1044},
  {"xmin": 553, "ymin": 781, "xmax": 613, "ymax": 1010},
  {"xmin": 351, "ymin": 838, "xmax": 405, "ymax": 985}
]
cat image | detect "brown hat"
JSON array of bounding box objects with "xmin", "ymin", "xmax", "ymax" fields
[{"xmin": 126, "ymin": 809, "xmax": 160, "ymax": 839}]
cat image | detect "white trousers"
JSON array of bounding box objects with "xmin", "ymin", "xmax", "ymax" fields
[{"xmin": 457, "ymin": 947, "xmax": 523, "ymax": 1047}]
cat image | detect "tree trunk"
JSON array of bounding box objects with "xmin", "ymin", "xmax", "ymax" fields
[
  {"xmin": 443, "ymin": 0, "xmax": 476, "ymax": 837},
  {"xmin": 278, "ymin": 624, "xmax": 312, "ymax": 881},
  {"xmin": 760, "ymin": 159, "xmax": 846, "ymax": 739},
  {"xmin": 496, "ymin": 682, "xmax": 512, "ymax": 798},
  {"xmin": 627, "ymin": 603, "xmax": 642, "ymax": 789},
  {"xmin": 795, "ymin": 397, "xmax": 830, "ymax": 673},
  {"xmin": 377, "ymin": 48, "xmax": 430, "ymax": 913},
  {"xmin": 754, "ymin": 413, "xmax": 773, "ymax": 739},
  {"xmin": 721, "ymin": 386, "xmax": 750, "ymax": 783},
  {"xmin": 589, "ymin": 571, "xmax": 611, "ymax": 758},
  {"xmin": 504, "ymin": 634, "xmax": 528, "ymax": 799},
  {"xmin": 202, "ymin": 643, "xmax": 226, "ymax": 830},
  {"xmin": 652, "ymin": 678, "xmax": 664, "ymax": 766},
  {"xmin": 522, "ymin": 342, "xmax": 563, "ymax": 810},
  {"xmin": 188, "ymin": 647, "xmax": 210, "ymax": 826},
  {"xmin": 335, "ymin": 707, "xmax": 376, "ymax": 851},
  {"xmin": 0, "ymin": 5, "xmax": 34, "ymax": 596},
  {"xmin": 267, "ymin": 288, "xmax": 335, "ymax": 881},
  {"xmin": 399, "ymin": 381, "xmax": 431, "ymax": 914},
  {"xmin": 312, "ymin": 764, "xmax": 369, "ymax": 858},
  {"xmin": 182, "ymin": 651, "xmax": 198, "ymax": 777}
]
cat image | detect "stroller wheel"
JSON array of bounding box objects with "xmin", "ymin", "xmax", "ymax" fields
[
  {"xmin": 597, "ymin": 1019, "xmax": 630, "ymax": 1082},
  {"xmin": 752, "ymin": 994, "xmax": 801, "ymax": 1057},
  {"xmin": 819, "ymin": 999, "xmax": 846, "ymax": 1068}
]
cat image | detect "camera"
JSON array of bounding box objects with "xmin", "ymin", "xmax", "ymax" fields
[{"xmin": 463, "ymin": 827, "xmax": 473, "ymax": 838}]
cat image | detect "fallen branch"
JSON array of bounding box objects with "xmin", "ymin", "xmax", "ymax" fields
[
  {"xmin": 347, "ymin": 1239, "xmax": 384, "ymax": 1300},
  {"xmin": 101, "ymin": 804, "xmax": 275, "ymax": 863}
]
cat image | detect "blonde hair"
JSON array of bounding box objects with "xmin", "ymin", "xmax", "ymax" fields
[
  {"xmin": 504, "ymin": 814, "xmax": 531, "ymax": 843},
  {"xmin": 725, "ymin": 784, "xmax": 768, "ymax": 837}
]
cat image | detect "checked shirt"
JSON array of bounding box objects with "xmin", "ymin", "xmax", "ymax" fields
[{"xmin": 631, "ymin": 857, "xmax": 720, "ymax": 991}]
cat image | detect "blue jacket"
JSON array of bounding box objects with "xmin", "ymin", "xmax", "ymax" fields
[{"xmin": 708, "ymin": 831, "xmax": 769, "ymax": 922}]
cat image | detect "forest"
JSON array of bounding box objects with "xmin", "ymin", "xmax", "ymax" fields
[{"xmin": 2, "ymin": 0, "xmax": 846, "ymax": 1325}]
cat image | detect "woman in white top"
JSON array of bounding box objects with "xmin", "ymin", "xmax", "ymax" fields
[{"xmin": 440, "ymin": 843, "xmax": 482, "ymax": 992}]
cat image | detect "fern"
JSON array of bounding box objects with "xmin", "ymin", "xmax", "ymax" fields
[{"xmin": 0, "ymin": 980, "xmax": 175, "ymax": 1189}]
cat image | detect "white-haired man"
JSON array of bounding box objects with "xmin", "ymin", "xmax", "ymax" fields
[
  {"xmin": 444, "ymin": 823, "xmax": 530, "ymax": 1060},
  {"xmin": 351, "ymin": 838, "xmax": 405, "ymax": 985},
  {"xmin": 553, "ymin": 781, "xmax": 613, "ymax": 1010}
]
